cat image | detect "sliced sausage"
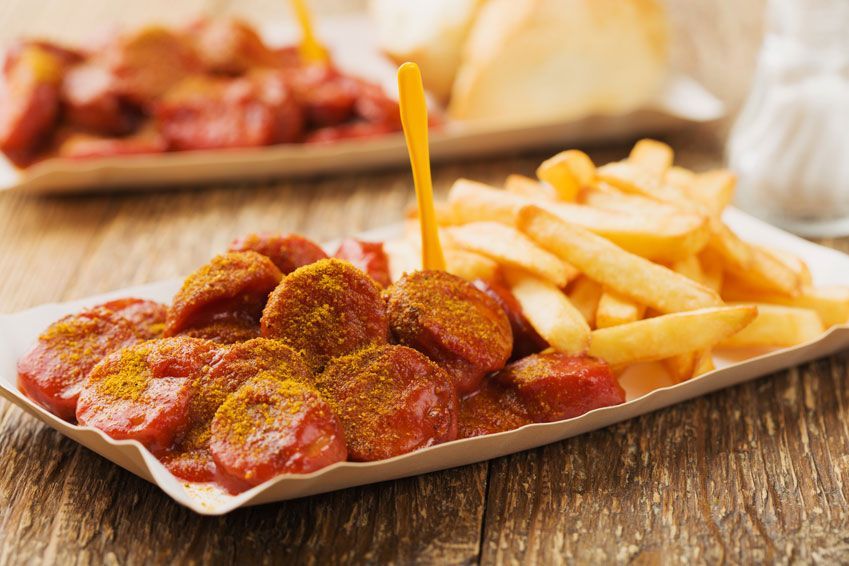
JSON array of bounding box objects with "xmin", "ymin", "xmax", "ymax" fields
[
  {"xmin": 494, "ymin": 352, "xmax": 625, "ymax": 422},
  {"xmin": 386, "ymin": 270, "xmax": 513, "ymax": 395},
  {"xmin": 165, "ymin": 251, "xmax": 282, "ymax": 336},
  {"xmin": 76, "ymin": 337, "xmax": 219, "ymax": 451},
  {"xmin": 210, "ymin": 374, "xmax": 346, "ymax": 486},
  {"xmin": 261, "ymin": 258, "xmax": 388, "ymax": 371},
  {"xmin": 17, "ymin": 307, "xmax": 136, "ymax": 421},
  {"xmin": 316, "ymin": 344, "xmax": 457, "ymax": 461},
  {"xmin": 229, "ymin": 232, "xmax": 327, "ymax": 275},
  {"xmin": 333, "ymin": 238, "xmax": 391, "ymax": 288}
]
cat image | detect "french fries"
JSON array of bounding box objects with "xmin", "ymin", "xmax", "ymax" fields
[
  {"xmin": 384, "ymin": 239, "xmax": 499, "ymax": 282},
  {"xmin": 628, "ymin": 139, "xmax": 673, "ymax": 184},
  {"xmin": 399, "ymin": 138, "xmax": 845, "ymax": 388},
  {"xmin": 567, "ymin": 276, "xmax": 602, "ymax": 327},
  {"xmin": 448, "ymin": 222, "xmax": 577, "ymax": 287},
  {"xmin": 517, "ymin": 206, "xmax": 722, "ymax": 313},
  {"xmin": 449, "ymin": 179, "xmax": 710, "ymax": 262},
  {"xmin": 589, "ymin": 305, "xmax": 758, "ymax": 366},
  {"xmin": 718, "ymin": 304, "xmax": 824, "ymax": 348},
  {"xmin": 504, "ymin": 268, "xmax": 590, "ymax": 355},
  {"xmin": 595, "ymin": 290, "xmax": 645, "ymax": 328},
  {"xmin": 722, "ymin": 280, "xmax": 849, "ymax": 328},
  {"xmin": 504, "ymin": 174, "xmax": 557, "ymax": 200},
  {"xmin": 536, "ymin": 150, "xmax": 595, "ymax": 201}
]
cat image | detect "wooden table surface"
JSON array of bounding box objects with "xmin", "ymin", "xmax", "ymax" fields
[{"xmin": 4, "ymin": 1, "xmax": 849, "ymax": 564}]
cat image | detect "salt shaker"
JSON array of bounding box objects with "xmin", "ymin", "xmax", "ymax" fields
[{"xmin": 727, "ymin": 0, "xmax": 849, "ymax": 236}]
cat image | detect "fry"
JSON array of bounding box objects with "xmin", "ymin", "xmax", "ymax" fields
[
  {"xmin": 536, "ymin": 150, "xmax": 595, "ymax": 201},
  {"xmin": 582, "ymin": 184, "xmax": 683, "ymax": 216},
  {"xmin": 589, "ymin": 306, "xmax": 758, "ymax": 366},
  {"xmin": 756, "ymin": 246, "xmax": 813, "ymax": 287},
  {"xmin": 567, "ymin": 276, "xmax": 602, "ymax": 327},
  {"xmin": 384, "ymin": 239, "xmax": 420, "ymax": 282},
  {"xmin": 628, "ymin": 139, "xmax": 673, "ymax": 183},
  {"xmin": 504, "ymin": 174, "xmax": 557, "ymax": 200},
  {"xmin": 517, "ymin": 206, "xmax": 722, "ymax": 313},
  {"xmin": 448, "ymin": 222, "xmax": 577, "ymax": 287},
  {"xmin": 384, "ymin": 239, "xmax": 499, "ymax": 282},
  {"xmin": 504, "ymin": 268, "xmax": 590, "ymax": 355},
  {"xmin": 664, "ymin": 166, "xmax": 696, "ymax": 191},
  {"xmin": 445, "ymin": 248, "xmax": 500, "ymax": 282},
  {"xmin": 722, "ymin": 280, "xmax": 849, "ymax": 328},
  {"xmin": 689, "ymin": 170, "xmax": 735, "ymax": 216},
  {"xmin": 697, "ymin": 248, "xmax": 724, "ymax": 293},
  {"xmin": 666, "ymin": 349, "xmax": 716, "ymax": 383},
  {"xmin": 596, "ymin": 290, "xmax": 645, "ymax": 328},
  {"xmin": 719, "ymin": 304, "xmax": 823, "ymax": 348},
  {"xmin": 597, "ymin": 161, "xmax": 696, "ymax": 211},
  {"xmin": 708, "ymin": 223, "xmax": 801, "ymax": 296},
  {"xmin": 670, "ymin": 255, "xmax": 703, "ymax": 283},
  {"xmin": 449, "ymin": 179, "xmax": 710, "ymax": 262}
]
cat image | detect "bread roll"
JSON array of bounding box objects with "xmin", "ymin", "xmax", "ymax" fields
[
  {"xmin": 368, "ymin": 0, "xmax": 483, "ymax": 103},
  {"xmin": 449, "ymin": 0, "xmax": 668, "ymax": 124}
]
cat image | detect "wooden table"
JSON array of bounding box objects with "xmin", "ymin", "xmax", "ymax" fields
[{"xmin": 4, "ymin": 1, "xmax": 849, "ymax": 563}]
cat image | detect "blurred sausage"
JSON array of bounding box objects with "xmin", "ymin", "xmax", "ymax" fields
[
  {"xmin": 494, "ymin": 352, "xmax": 625, "ymax": 422},
  {"xmin": 101, "ymin": 26, "xmax": 203, "ymax": 106},
  {"xmin": 155, "ymin": 71, "xmax": 303, "ymax": 150},
  {"xmin": 165, "ymin": 251, "xmax": 282, "ymax": 336},
  {"xmin": 261, "ymin": 258, "xmax": 389, "ymax": 371},
  {"xmin": 285, "ymin": 65, "xmax": 358, "ymax": 128},
  {"xmin": 61, "ymin": 62, "xmax": 138, "ymax": 134},
  {"xmin": 190, "ymin": 18, "xmax": 279, "ymax": 74},
  {"xmin": 317, "ymin": 344, "xmax": 458, "ymax": 461},
  {"xmin": 386, "ymin": 270, "xmax": 513, "ymax": 395},
  {"xmin": 0, "ymin": 45, "xmax": 64, "ymax": 164},
  {"xmin": 229, "ymin": 232, "xmax": 328, "ymax": 275},
  {"xmin": 333, "ymin": 238, "xmax": 391, "ymax": 287}
]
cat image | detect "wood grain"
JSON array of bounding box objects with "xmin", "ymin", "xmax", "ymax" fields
[{"xmin": 3, "ymin": 0, "xmax": 849, "ymax": 564}]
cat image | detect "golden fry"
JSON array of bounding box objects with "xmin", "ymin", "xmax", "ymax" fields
[
  {"xmin": 567, "ymin": 276, "xmax": 603, "ymax": 328},
  {"xmin": 628, "ymin": 139, "xmax": 673, "ymax": 183},
  {"xmin": 504, "ymin": 267, "xmax": 591, "ymax": 355},
  {"xmin": 536, "ymin": 150, "xmax": 595, "ymax": 201},
  {"xmin": 517, "ymin": 206, "xmax": 722, "ymax": 313},
  {"xmin": 449, "ymin": 179, "xmax": 710, "ymax": 262},
  {"xmin": 504, "ymin": 174, "xmax": 558, "ymax": 200},
  {"xmin": 589, "ymin": 305, "xmax": 758, "ymax": 366},
  {"xmin": 722, "ymin": 280, "xmax": 849, "ymax": 328},
  {"xmin": 719, "ymin": 304, "xmax": 823, "ymax": 348},
  {"xmin": 448, "ymin": 222, "xmax": 577, "ymax": 286},
  {"xmin": 596, "ymin": 289, "xmax": 646, "ymax": 328}
]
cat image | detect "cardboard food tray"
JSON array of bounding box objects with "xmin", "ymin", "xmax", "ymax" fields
[
  {"xmin": 1, "ymin": 208, "xmax": 848, "ymax": 515},
  {"xmin": 0, "ymin": 16, "xmax": 724, "ymax": 194}
]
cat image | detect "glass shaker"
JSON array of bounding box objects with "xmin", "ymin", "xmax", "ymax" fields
[{"xmin": 727, "ymin": 0, "xmax": 849, "ymax": 237}]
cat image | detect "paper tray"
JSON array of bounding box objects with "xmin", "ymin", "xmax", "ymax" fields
[
  {"xmin": 2, "ymin": 208, "xmax": 846, "ymax": 515},
  {"xmin": 0, "ymin": 16, "xmax": 724, "ymax": 194}
]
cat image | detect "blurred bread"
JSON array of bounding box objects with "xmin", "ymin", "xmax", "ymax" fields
[
  {"xmin": 449, "ymin": 0, "xmax": 668, "ymax": 123},
  {"xmin": 371, "ymin": 0, "xmax": 668, "ymax": 124},
  {"xmin": 368, "ymin": 0, "xmax": 483, "ymax": 103}
]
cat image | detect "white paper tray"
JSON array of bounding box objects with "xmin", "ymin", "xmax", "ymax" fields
[
  {"xmin": 0, "ymin": 16, "xmax": 724, "ymax": 194},
  {"xmin": 1, "ymin": 208, "xmax": 847, "ymax": 515}
]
